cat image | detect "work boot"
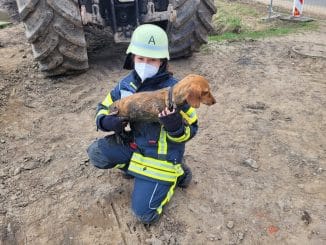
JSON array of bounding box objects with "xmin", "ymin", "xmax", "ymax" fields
[{"xmin": 177, "ymin": 159, "xmax": 192, "ymax": 188}]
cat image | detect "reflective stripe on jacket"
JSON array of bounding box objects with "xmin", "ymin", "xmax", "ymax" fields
[
  {"xmin": 128, "ymin": 126, "xmax": 184, "ymax": 183},
  {"xmin": 129, "ymin": 153, "xmax": 184, "ymax": 183}
]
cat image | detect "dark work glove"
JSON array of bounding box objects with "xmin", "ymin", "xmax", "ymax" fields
[
  {"xmin": 158, "ymin": 108, "xmax": 183, "ymax": 133},
  {"xmin": 100, "ymin": 114, "xmax": 128, "ymax": 134}
]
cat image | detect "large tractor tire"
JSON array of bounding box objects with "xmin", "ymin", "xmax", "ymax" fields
[
  {"xmin": 16, "ymin": 0, "xmax": 88, "ymax": 76},
  {"xmin": 168, "ymin": 0, "xmax": 217, "ymax": 58}
]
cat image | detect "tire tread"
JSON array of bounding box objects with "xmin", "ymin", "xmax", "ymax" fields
[
  {"xmin": 168, "ymin": 0, "xmax": 216, "ymax": 59},
  {"xmin": 17, "ymin": 0, "xmax": 88, "ymax": 76}
]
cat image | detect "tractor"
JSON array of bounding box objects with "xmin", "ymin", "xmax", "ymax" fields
[{"xmin": 16, "ymin": 0, "xmax": 216, "ymax": 76}]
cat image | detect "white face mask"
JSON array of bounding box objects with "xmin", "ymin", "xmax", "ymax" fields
[{"xmin": 134, "ymin": 62, "xmax": 159, "ymax": 82}]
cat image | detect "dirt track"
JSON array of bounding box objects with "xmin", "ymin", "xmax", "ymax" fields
[{"xmin": 0, "ymin": 18, "xmax": 326, "ymax": 245}]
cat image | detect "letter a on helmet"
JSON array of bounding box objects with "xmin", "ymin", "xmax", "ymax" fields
[
  {"xmin": 126, "ymin": 24, "xmax": 170, "ymax": 60},
  {"xmin": 148, "ymin": 36, "xmax": 156, "ymax": 45}
]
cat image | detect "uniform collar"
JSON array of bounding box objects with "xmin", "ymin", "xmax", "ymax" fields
[{"xmin": 132, "ymin": 70, "xmax": 171, "ymax": 88}]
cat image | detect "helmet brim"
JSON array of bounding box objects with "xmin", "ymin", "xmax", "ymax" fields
[{"xmin": 126, "ymin": 45, "xmax": 170, "ymax": 60}]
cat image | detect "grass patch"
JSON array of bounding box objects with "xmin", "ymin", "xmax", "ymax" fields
[
  {"xmin": 210, "ymin": 21, "xmax": 318, "ymax": 42},
  {"xmin": 0, "ymin": 10, "xmax": 11, "ymax": 29},
  {"xmin": 0, "ymin": 21, "xmax": 12, "ymax": 29},
  {"xmin": 210, "ymin": 0, "xmax": 319, "ymax": 42}
]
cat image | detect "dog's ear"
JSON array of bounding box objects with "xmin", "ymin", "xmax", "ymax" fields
[{"xmin": 186, "ymin": 85, "xmax": 201, "ymax": 108}]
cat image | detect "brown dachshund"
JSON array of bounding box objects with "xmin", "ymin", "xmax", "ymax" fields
[{"xmin": 109, "ymin": 74, "xmax": 216, "ymax": 122}]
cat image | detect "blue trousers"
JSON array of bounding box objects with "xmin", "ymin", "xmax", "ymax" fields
[{"xmin": 87, "ymin": 136, "xmax": 174, "ymax": 224}]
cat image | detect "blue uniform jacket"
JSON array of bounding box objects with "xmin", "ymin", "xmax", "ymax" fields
[{"xmin": 95, "ymin": 70, "xmax": 198, "ymax": 182}]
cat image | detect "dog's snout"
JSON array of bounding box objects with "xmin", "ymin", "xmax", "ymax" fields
[
  {"xmin": 211, "ymin": 96, "xmax": 216, "ymax": 104},
  {"xmin": 207, "ymin": 92, "xmax": 216, "ymax": 105},
  {"xmin": 201, "ymin": 93, "xmax": 216, "ymax": 106},
  {"xmin": 208, "ymin": 99, "xmax": 216, "ymax": 105}
]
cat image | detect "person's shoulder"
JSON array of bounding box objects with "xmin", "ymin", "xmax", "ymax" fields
[
  {"xmin": 120, "ymin": 71, "xmax": 135, "ymax": 83},
  {"xmin": 167, "ymin": 75, "xmax": 179, "ymax": 86},
  {"xmin": 118, "ymin": 71, "xmax": 140, "ymax": 90}
]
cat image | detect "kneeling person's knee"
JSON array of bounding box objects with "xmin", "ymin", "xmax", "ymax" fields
[{"xmin": 87, "ymin": 140, "xmax": 111, "ymax": 169}]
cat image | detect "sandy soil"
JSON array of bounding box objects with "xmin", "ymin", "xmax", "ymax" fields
[{"xmin": 0, "ymin": 15, "xmax": 325, "ymax": 245}]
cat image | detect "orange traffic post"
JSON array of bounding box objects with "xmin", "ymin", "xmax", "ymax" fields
[{"xmin": 292, "ymin": 0, "xmax": 304, "ymax": 17}]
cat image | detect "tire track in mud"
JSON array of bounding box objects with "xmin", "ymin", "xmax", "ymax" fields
[
  {"xmin": 93, "ymin": 188, "xmax": 147, "ymax": 244},
  {"xmin": 110, "ymin": 202, "xmax": 127, "ymax": 245}
]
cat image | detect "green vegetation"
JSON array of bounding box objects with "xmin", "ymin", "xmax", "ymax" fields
[
  {"xmin": 0, "ymin": 10, "xmax": 11, "ymax": 29},
  {"xmin": 0, "ymin": 21, "xmax": 11, "ymax": 29},
  {"xmin": 210, "ymin": 22, "xmax": 318, "ymax": 42},
  {"xmin": 210, "ymin": 0, "xmax": 318, "ymax": 42}
]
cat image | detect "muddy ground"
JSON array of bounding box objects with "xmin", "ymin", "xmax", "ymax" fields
[{"xmin": 0, "ymin": 8, "xmax": 326, "ymax": 245}]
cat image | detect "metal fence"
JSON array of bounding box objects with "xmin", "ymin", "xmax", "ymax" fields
[{"xmin": 254, "ymin": 0, "xmax": 326, "ymax": 17}]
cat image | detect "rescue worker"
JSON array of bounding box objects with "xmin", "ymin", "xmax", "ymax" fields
[{"xmin": 87, "ymin": 24, "xmax": 198, "ymax": 224}]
